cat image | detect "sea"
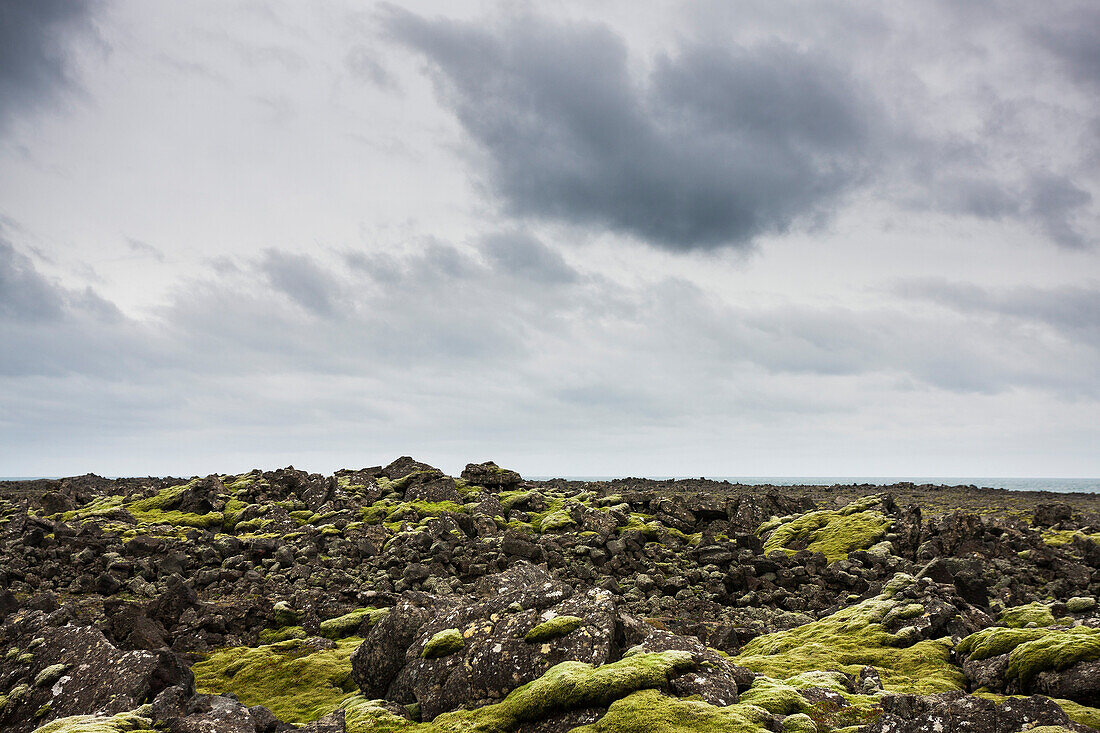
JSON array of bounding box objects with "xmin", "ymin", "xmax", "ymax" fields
[{"xmin": 528, "ymin": 477, "xmax": 1100, "ymax": 494}]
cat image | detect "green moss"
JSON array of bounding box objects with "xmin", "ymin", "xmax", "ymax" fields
[
  {"xmin": 421, "ymin": 629, "xmax": 465, "ymax": 659},
  {"xmin": 525, "ymin": 616, "xmax": 584, "ymax": 643},
  {"xmin": 320, "ymin": 608, "xmax": 389, "ymax": 640},
  {"xmin": 58, "ymin": 495, "xmax": 124, "ymax": 521},
  {"xmin": 429, "ymin": 651, "xmax": 695, "ymax": 732},
  {"xmin": 956, "ymin": 626, "xmax": 1050, "ymax": 660},
  {"xmin": 999, "ymin": 602, "xmax": 1057, "ymax": 628},
  {"xmin": 568, "ymin": 689, "xmax": 772, "ymax": 733},
  {"xmin": 234, "ymin": 517, "xmax": 273, "ymax": 533},
  {"xmin": 1042, "ymin": 529, "xmax": 1100, "ymax": 547},
  {"xmin": 780, "ymin": 713, "xmax": 818, "ymax": 733},
  {"xmin": 538, "ymin": 508, "xmax": 577, "ymax": 533},
  {"xmin": 222, "ymin": 499, "xmax": 249, "ymax": 528},
  {"xmin": 259, "ymin": 626, "xmax": 308, "ymax": 644},
  {"xmin": 193, "ymin": 637, "xmax": 363, "ymax": 724},
  {"xmin": 960, "ymin": 625, "xmax": 1100, "ymax": 687},
  {"xmin": 127, "ymin": 481, "xmax": 193, "ymax": 512},
  {"xmin": 1004, "ymin": 626, "xmax": 1100, "ymax": 686},
  {"xmin": 30, "ymin": 710, "xmax": 154, "ymax": 733},
  {"xmin": 341, "ymin": 696, "xmax": 415, "ymax": 732},
  {"xmin": 760, "ymin": 495, "xmax": 891, "ymax": 563},
  {"xmin": 738, "ymin": 676, "xmax": 810, "ymax": 716},
  {"xmin": 732, "ymin": 574, "xmax": 965, "ymax": 694},
  {"xmin": 34, "ymin": 663, "xmax": 68, "ymax": 686}
]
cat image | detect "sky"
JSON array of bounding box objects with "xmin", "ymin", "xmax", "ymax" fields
[{"xmin": 0, "ymin": 0, "xmax": 1098, "ymax": 479}]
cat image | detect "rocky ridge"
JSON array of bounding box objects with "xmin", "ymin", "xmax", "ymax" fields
[{"xmin": 1, "ymin": 459, "xmax": 1099, "ymax": 732}]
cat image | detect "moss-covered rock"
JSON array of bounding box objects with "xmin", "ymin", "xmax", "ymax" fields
[
  {"xmin": 568, "ymin": 689, "xmax": 772, "ymax": 733},
  {"xmin": 320, "ymin": 608, "xmax": 389, "ymax": 640},
  {"xmin": 34, "ymin": 663, "xmax": 69, "ymax": 687},
  {"xmin": 759, "ymin": 495, "xmax": 891, "ymax": 563},
  {"xmin": 732, "ymin": 575, "xmax": 965, "ymax": 694},
  {"xmin": 999, "ymin": 602, "xmax": 1057, "ymax": 628},
  {"xmin": 31, "ymin": 710, "xmax": 154, "ymax": 733},
  {"xmin": 525, "ymin": 615, "xmax": 585, "ymax": 643},
  {"xmin": 258, "ymin": 626, "xmax": 308, "ymax": 644},
  {"xmin": 421, "ymin": 629, "xmax": 465, "ymax": 659},
  {"xmin": 192, "ymin": 637, "xmax": 363, "ymax": 724}
]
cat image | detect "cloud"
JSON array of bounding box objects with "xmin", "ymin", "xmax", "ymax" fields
[
  {"xmin": 0, "ymin": 238, "xmax": 65, "ymax": 321},
  {"xmin": 386, "ymin": 11, "xmax": 877, "ymax": 251},
  {"xmin": 126, "ymin": 238, "xmax": 166, "ymax": 262},
  {"xmin": 386, "ymin": 6, "xmax": 1099, "ymax": 251},
  {"xmin": 0, "ymin": 0, "xmax": 100, "ymax": 132},
  {"xmin": 479, "ymin": 232, "xmax": 577, "ymax": 283},
  {"xmin": 257, "ymin": 249, "xmax": 338, "ymax": 316}
]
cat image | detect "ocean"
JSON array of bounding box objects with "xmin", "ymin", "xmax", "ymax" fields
[{"xmin": 529, "ymin": 477, "xmax": 1100, "ymax": 494}]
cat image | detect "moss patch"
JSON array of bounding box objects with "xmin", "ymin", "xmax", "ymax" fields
[
  {"xmin": 320, "ymin": 608, "xmax": 389, "ymax": 640},
  {"xmin": 998, "ymin": 602, "xmax": 1058, "ymax": 628},
  {"xmin": 960, "ymin": 625, "xmax": 1100, "ymax": 687},
  {"xmin": 569, "ymin": 689, "xmax": 772, "ymax": 733},
  {"xmin": 525, "ymin": 615, "xmax": 585, "ymax": 643},
  {"xmin": 421, "ymin": 629, "xmax": 465, "ymax": 659},
  {"xmin": 732, "ymin": 574, "xmax": 965, "ymax": 694},
  {"xmin": 31, "ymin": 710, "xmax": 154, "ymax": 733},
  {"xmin": 192, "ymin": 637, "xmax": 362, "ymax": 724},
  {"xmin": 760, "ymin": 495, "xmax": 891, "ymax": 563}
]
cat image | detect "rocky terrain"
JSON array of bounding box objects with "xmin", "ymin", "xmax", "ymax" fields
[{"xmin": 1, "ymin": 458, "xmax": 1099, "ymax": 733}]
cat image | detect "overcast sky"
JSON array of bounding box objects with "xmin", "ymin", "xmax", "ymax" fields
[{"xmin": 1, "ymin": 0, "xmax": 1098, "ymax": 478}]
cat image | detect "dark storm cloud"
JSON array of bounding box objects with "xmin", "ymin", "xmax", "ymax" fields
[
  {"xmin": 0, "ymin": 0, "xmax": 99, "ymax": 130},
  {"xmin": 386, "ymin": 11, "xmax": 876, "ymax": 251},
  {"xmin": 0, "ymin": 238, "xmax": 64, "ymax": 321},
  {"xmin": 387, "ymin": 6, "xmax": 1100, "ymax": 251},
  {"xmin": 257, "ymin": 249, "xmax": 337, "ymax": 316}
]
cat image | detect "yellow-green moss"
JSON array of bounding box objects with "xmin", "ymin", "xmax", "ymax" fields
[
  {"xmin": 429, "ymin": 651, "xmax": 695, "ymax": 732},
  {"xmin": 760, "ymin": 495, "xmax": 891, "ymax": 563},
  {"xmin": 34, "ymin": 663, "xmax": 68, "ymax": 687},
  {"xmin": 259, "ymin": 626, "xmax": 308, "ymax": 644},
  {"xmin": 525, "ymin": 616, "xmax": 584, "ymax": 643},
  {"xmin": 732, "ymin": 574, "xmax": 965, "ymax": 694},
  {"xmin": 998, "ymin": 602, "xmax": 1058, "ymax": 628},
  {"xmin": 421, "ymin": 629, "xmax": 465, "ymax": 659},
  {"xmin": 31, "ymin": 710, "xmax": 154, "ymax": 733},
  {"xmin": 192, "ymin": 637, "xmax": 363, "ymax": 724},
  {"xmin": 320, "ymin": 608, "xmax": 389, "ymax": 640},
  {"xmin": 568, "ymin": 689, "xmax": 772, "ymax": 733},
  {"xmin": 341, "ymin": 696, "xmax": 415, "ymax": 732},
  {"xmin": 58, "ymin": 495, "xmax": 125, "ymax": 521},
  {"xmin": 960, "ymin": 625, "xmax": 1100, "ymax": 686}
]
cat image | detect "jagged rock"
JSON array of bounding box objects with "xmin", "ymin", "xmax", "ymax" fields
[
  {"xmin": 0, "ymin": 620, "xmax": 192, "ymax": 733},
  {"xmin": 461, "ymin": 461, "xmax": 523, "ymax": 490}
]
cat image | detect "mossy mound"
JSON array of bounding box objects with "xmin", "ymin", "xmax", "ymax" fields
[
  {"xmin": 568, "ymin": 688, "xmax": 772, "ymax": 733},
  {"xmin": 320, "ymin": 608, "xmax": 389, "ymax": 640},
  {"xmin": 760, "ymin": 495, "xmax": 892, "ymax": 563},
  {"xmin": 959, "ymin": 625, "xmax": 1100, "ymax": 686},
  {"xmin": 422, "ymin": 629, "xmax": 465, "ymax": 659},
  {"xmin": 31, "ymin": 710, "xmax": 154, "ymax": 733},
  {"xmin": 429, "ymin": 651, "xmax": 695, "ymax": 732},
  {"xmin": 192, "ymin": 637, "xmax": 363, "ymax": 724},
  {"xmin": 732, "ymin": 574, "xmax": 965, "ymax": 694},
  {"xmin": 525, "ymin": 615, "xmax": 585, "ymax": 643},
  {"xmin": 258, "ymin": 626, "xmax": 307, "ymax": 644},
  {"xmin": 999, "ymin": 602, "xmax": 1058, "ymax": 628}
]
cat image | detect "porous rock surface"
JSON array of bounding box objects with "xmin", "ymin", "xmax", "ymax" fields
[{"xmin": 0, "ymin": 459, "xmax": 1098, "ymax": 732}]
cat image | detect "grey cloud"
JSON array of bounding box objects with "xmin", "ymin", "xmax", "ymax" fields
[
  {"xmin": 0, "ymin": 0, "xmax": 99, "ymax": 131},
  {"xmin": 896, "ymin": 278, "xmax": 1100, "ymax": 347},
  {"xmin": 345, "ymin": 46, "xmax": 394, "ymax": 88},
  {"xmin": 1031, "ymin": 4, "xmax": 1100, "ymax": 93},
  {"xmin": 386, "ymin": 11, "xmax": 876, "ymax": 251},
  {"xmin": 126, "ymin": 238, "xmax": 165, "ymax": 262},
  {"xmin": 479, "ymin": 232, "xmax": 577, "ymax": 283},
  {"xmin": 1025, "ymin": 174, "xmax": 1093, "ymax": 249},
  {"xmin": 0, "ymin": 238, "xmax": 64, "ymax": 321},
  {"xmin": 257, "ymin": 249, "xmax": 337, "ymax": 316}
]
